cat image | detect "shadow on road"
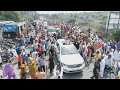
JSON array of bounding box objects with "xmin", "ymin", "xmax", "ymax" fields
[
  {"xmin": 54, "ymin": 54, "xmax": 84, "ymax": 79},
  {"xmin": 63, "ymin": 72, "xmax": 83, "ymax": 79},
  {"xmin": 26, "ymin": 73, "xmax": 30, "ymax": 78}
]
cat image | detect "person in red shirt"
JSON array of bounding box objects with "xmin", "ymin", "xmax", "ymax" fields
[
  {"xmin": 86, "ymin": 47, "xmax": 92, "ymax": 68},
  {"xmin": 37, "ymin": 45, "xmax": 42, "ymax": 55},
  {"xmin": 38, "ymin": 37, "xmax": 41, "ymax": 44},
  {"xmin": 18, "ymin": 54, "xmax": 22, "ymax": 69}
]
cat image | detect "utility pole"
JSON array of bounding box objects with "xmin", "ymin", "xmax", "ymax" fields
[
  {"xmin": 117, "ymin": 12, "xmax": 120, "ymax": 31},
  {"xmin": 106, "ymin": 11, "xmax": 120, "ymax": 42},
  {"xmin": 106, "ymin": 11, "xmax": 111, "ymax": 42}
]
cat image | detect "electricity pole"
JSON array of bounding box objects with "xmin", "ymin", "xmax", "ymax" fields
[{"xmin": 106, "ymin": 11, "xmax": 111, "ymax": 42}]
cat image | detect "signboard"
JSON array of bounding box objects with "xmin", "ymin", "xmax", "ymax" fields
[{"xmin": 106, "ymin": 12, "xmax": 120, "ymax": 29}]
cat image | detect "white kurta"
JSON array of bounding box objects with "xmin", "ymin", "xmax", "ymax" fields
[
  {"xmin": 100, "ymin": 58, "xmax": 106, "ymax": 77},
  {"xmin": 0, "ymin": 56, "xmax": 2, "ymax": 63},
  {"xmin": 113, "ymin": 51, "xmax": 120, "ymax": 61}
]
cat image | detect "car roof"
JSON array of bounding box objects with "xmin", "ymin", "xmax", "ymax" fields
[
  {"xmin": 57, "ymin": 39, "xmax": 65, "ymax": 45},
  {"xmin": 57, "ymin": 39, "xmax": 73, "ymax": 46}
]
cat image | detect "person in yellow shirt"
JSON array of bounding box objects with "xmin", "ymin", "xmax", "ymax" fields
[
  {"xmin": 74, "ymin": 36, "xmax": 76, "ymax": 40},
  {"xmin": 29, "ymin": 61, "xmax": 36, "ymax": 79},
  {"xmin": 20, "ymin": 64, "xmax": 26, "ymax": 79},
  {"xmin": 94, "ymin": 51, "xmax": 100, "ymax": 62},
  {"xmin": 117, "ymin": 71, "xmax": 120, "ymax": 79},
  {"xmin": 20, "ymin": 61, "xmax": 27, "ymax": 72}
]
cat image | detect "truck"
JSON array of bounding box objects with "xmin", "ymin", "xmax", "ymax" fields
[{"xmin": 0, "ymin": 21, "xmax": 27, "ymax": 39}]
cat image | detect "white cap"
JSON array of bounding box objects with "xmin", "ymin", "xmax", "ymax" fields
[
  {"xmin": 31, "ymin": 45, "xmax": 34, "ymax": 47},
  {"xmin": 111, "ymin": 49, "xmax": 114, "ymax": 52},
  {"xmin": 13, "ymin": 46, "xmax": 16, "ymax": 48}
]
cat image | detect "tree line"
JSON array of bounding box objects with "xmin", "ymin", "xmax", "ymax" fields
[
  {"xmin": 0, "ymin": 11, "xmax": 40, "ymax": 22},
  {"xmin": 0, "ymin": 11, "xmax": 21, "ymax": 22}
]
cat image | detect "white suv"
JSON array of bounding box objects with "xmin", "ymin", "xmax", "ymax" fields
[{"xmin": 54, "ymin": 39, "xmax": 85, "ymax": 73}]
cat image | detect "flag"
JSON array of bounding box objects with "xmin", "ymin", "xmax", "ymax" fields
[{"xmin": 96, "ymin": 43, "xmax": 102, "ymax": 50}]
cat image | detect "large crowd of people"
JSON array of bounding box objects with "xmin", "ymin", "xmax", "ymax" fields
[
  {"xmin": 63, "ymin": 25, "xmax": 120, "ymax": 79},
  {"xmin": 0, "ymin": 22, "xmax": 120, "ymax": 79},
  {"xmin": 0, "ymin": 27, "xmax": 62, "ymax": 79}
]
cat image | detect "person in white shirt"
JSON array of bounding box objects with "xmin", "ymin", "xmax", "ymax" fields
[
  {"xmin": 42, "ymin": 43, "xmax": 46, "ymax": 56},
  {"xmin": 38, "ymin": 32, "xmax": 42, "ymax": 37},
  {"xmin": 106, "ymin": 44, "xmax": 111, "ymax": 51},
  {"xmin": 11, "ymin": 46, "xmax": 18, "ymax": 57},
  {"xmin": 113, "ymin": 49, "xmax": 120, "ymax": 61},
  {"xmin": 65, "ymin": 39, "xmax": 70, "ymax": 45},
  {"xmin": 100, "ymin": 57, "xmax": 106, "ymax": 78},
  {"xmin": 50, "ymin": 37, "xmax": 53, "ymax": 43},
  {"xmin": 32, "ymin": 50, "xmax": 38, "ymax": 59},
  {"xmin": 21, "ymin": 49, "xmax": 28, "ymax": 56},
  {"xmin": 113, "ymin": 49, "xmax": 120, "ymax": 71},
  {"xmin": 105, "ymin": 55, "xmax": 113, "ymax": 67},
  {"xmin": 45, "ymin": 35, "xmax": 47, "ymax": 41},
  {"xmin": 48, "ymin": 40, "xmax": 51, "ymax": 50},
  {"xmin": 0, "ymin": 56, "xmax": 2, "ymax": 68},
  {"xmin": 10, "ymin": 46, "xmax": 18, "ymax": 63},
  {"xmin": 35, "ymin": 36, "xmax": 38, "ymax": 42},
  {"xmin": 34, "ymin": 40, "xmax": 38, "ymax": 49},
  {"xmin": 51, "ymin": 64, "xmax": 63, "ymax": 79},
  {"xmin": 109, "ymin": 49, "xmax": 114, "ymax": 60}
]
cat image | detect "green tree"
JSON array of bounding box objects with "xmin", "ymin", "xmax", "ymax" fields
[
  {"xmin": 52, "ymin": 14, "xmax": 58, "ymax": 19},
  {"xmin": 29, "ymin": 17, "xmax": 34, "ymax": 22},
  {"xmin": 111, "ymin": 29, "xmax": 120, "ymax": 41},
  {"xmin": 0, "ymin": 11, "xmax": 21, "ymax": 22},
  {"xmin": 67, "ymin": 19, "xmax": 76, "ymax": 24}
]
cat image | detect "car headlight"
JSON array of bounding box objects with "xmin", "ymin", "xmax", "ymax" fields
[{"xmin": 63, "ymin": 63, "xmax": 68, "ymax": 67}]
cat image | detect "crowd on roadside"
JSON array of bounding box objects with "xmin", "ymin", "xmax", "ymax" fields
[
  {"xmin": 63, "ymin": 25, "xmax": 120, "ymax": 79},
  {"xmin": 1, "ymin": 22, "xmax": 120, "ymax": 79},
  {"xmin": 0, "ymin": 26, "xmax": 64, "ymax": 79}
]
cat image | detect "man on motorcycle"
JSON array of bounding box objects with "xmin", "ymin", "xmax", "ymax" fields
[{"xmin": 105, "ymin": 55, "xmax": 113, "ymax": 67}]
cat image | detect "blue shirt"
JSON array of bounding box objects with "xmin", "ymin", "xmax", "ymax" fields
[
  {"xmin": 45, "ymin": 42, "xmax": 48, "ymax": 48},
  {"xmin": 22, "ymin": 55, "xmax": 28, "ymax": 62},
  {"xmin": 38, "ymin": 57, "xmax": 45, "ymax": 66},
  {"xmin": 30, "ymin": 37, "xmax": 33, "ymax": 43},
  {"xmin": 16, "ymin": 46, "xmax": 20, "ymax": 52},
  {"xmin": 30, "ymin": 47, "xmax": 34, "ymax": 53}
]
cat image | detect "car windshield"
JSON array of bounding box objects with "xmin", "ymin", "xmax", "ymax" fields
[
  {"xmin": 48, "ymin": 29, "xmax": 56, "ymax": 32},
  {"xmin": 61, "ymin": 45, "xmax": 78, "ymax": 55}
]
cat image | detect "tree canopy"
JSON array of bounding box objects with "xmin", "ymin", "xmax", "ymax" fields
[
  {"xmin": 67, "ymin": 19, "xmax": 76, "ymax": 24},
  {"xmin": 0, "ymin": 11, "xmax": 21, "ymax": 22},
  {"xmin": 110, "ymin": 29, "xmax": 120, "ymax": 41}
]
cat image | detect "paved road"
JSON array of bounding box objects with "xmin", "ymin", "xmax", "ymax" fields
[
  {"xmin": 46, "ymin": 54, "xmax": 94, "ymax": 79},
  {"xmin": 0, "ymin": 63, "xmax": 31, "ymax": 79},
  {"xmin": 0, "ymin": 55, "xmax": 50, "ymax": 79},
  {"xmin": 0, "ymin": 52, "xmax": 94, "ymax": 79}
]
